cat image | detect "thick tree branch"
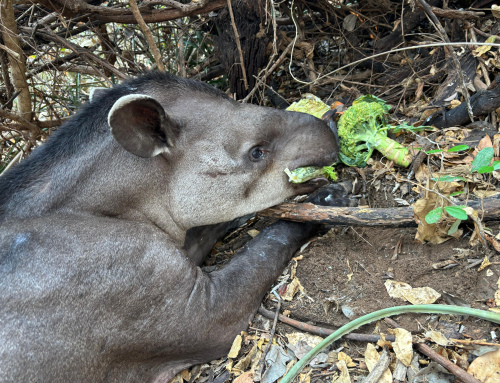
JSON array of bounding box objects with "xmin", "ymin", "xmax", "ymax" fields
[
  {"xmin": 0, "ymin": 0, "xmax": 34, "ymax": 131},
  {"xmin": 35, "ymin": 0, "xmax": 227, "ymax": 24},
  {"xmin": 259, "ymin": 196, "xmax": 500, "ymax": 227}
]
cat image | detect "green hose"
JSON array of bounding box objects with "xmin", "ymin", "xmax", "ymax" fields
[{"xmin": 281, "ymin": 304, "xmax": 500, "ymax": 383}]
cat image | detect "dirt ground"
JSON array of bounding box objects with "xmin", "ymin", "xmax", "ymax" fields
[
  {"xmin": 197, "ymin": 174, "xmax": 500, "ymax": 382},
  {"xmin": 277, "ymin": 224, "xmax": 497, "ymax": 336}
]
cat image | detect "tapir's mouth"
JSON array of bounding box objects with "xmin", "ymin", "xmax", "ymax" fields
[{"xmin": 291, "ymin": 176, "xmax": 329, "ymax": 195}]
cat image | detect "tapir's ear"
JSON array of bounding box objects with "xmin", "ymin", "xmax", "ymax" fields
[{"xmin": 108, "ymin": 94, "xmax": 176, "ymax": 158}]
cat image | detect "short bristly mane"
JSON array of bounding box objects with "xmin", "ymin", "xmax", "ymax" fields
[{"xmin": 0, "ymin": 72, "xmax": 230, "ymax": 218}]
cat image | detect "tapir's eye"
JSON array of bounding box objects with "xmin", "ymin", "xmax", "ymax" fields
[{"xmin": 249, "ymin": 146, "xmax": 267, "ymax": 162}]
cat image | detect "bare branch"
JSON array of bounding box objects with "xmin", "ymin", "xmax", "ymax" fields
[{"xmin": 35, "ymin": 0, "xmax": 227, "ymax": 24}]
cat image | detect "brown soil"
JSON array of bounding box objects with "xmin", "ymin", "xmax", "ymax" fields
[{"xmin": 277, "ymin": 225, "xmax": 498, "ymax": 336}]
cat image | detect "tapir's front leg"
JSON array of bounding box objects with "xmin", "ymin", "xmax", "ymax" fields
[{"xmin": 160, "ymin": 184, "xmax": 355, "ymax": 381}]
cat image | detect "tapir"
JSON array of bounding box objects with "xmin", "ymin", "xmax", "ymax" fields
[{"xmin": 0, "ymin": 72, "xmax": 338, "ymax": 382}]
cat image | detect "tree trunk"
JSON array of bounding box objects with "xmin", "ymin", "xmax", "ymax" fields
[
  {"xmin": 213, "ymin": 0, "xmax": 269, "ymax": 99},
  {"xmin": 0, "ymin": 0, "xmax": 34, "ymax": 133}
]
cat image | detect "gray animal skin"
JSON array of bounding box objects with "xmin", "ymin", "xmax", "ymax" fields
[{"xmin": 0, "ymin": 72, "xmax": 338, "ymax": 382}]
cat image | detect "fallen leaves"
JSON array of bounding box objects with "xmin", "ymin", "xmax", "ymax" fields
[
  {"xmin": 467, "ymin": 348, "xmax": 500, "ymax": 383},
  {"xmin": 385, "ymin": 280, "xmax": 441, "ymax": 305}
]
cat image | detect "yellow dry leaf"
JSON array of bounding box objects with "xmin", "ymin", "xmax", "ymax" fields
[
  {"xmin": 473, "ymin": 36, "xmax": 497, "ymax": 56},
  {"xmin": 424, "ymin": 330, "xmax": 450, "ymax": 346},
  {"xmin": 478, "ymin": 256, "xmax": 492, "ymax": 272},
  {"xmin": 298, "ymin": 371, "xmax": 311, "ymax": 383},
  {"xmin": 334, "ymin": 360, "xmax": 351, "ymax": 383},
  {"xmin": 247, "ymin": 229, "xmax": 260, "ymax": 238},
  {"xmin": 364, "ymin": 344, "xmax": 392, "ymax": 383},
  {"xmin": 467, "ymin": 348, "xmax": 500, "ymax": 383},
  {"xmin": 286, "ymin": 332, "xmax": 324, "ymax": 348},
  {"xmin": 170, "ymin": 374, "xmax": 184, "ymax": 383},
  {"xmin": 493, "ymin": 4, "xmax": 500, "ymax": 18},
  {"xmin": 180, "ymin": 369, "xmax": 190, "ymax": 381},
  {"xmin": 228, "ymin": 334, "xmax": 242, "ymax": 358},
  {"xmin": 390, "ymin": 328, "xmax": 413, "ymax": 366},
  {"xmin": 346, "ymin": 260, "xmax": 353, "ymax": 282},
  {"xmin": 232, "ymin": 344, "xmax": 258, "ymax": 375},
  {"xmin": 385, "ymin": 280, "xmax": 441, "ymax": 305},
  {"xmin": 377, "ymin": 334, "xmax": 392, "ymax": 348},
  {"xmin": 338, "ymin": 352, "xmax": 356, "ymax": 367},
  {"xmin": 282, "ymin": 277, "xmax": 304, "ymax": 301}
]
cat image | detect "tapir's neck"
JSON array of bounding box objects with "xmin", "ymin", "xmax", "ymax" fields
[{"xmin": 1, "ymin": 138, "xmax": 188, "ymax": 246}]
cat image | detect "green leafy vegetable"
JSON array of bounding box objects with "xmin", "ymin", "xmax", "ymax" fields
[
  {"xmin": 284, "ymin": 166, "xmax": 337, "ymax": 183},
  {"xmin": 337, "ymin": 95, "xmax": 412, "ymax": 167},
  {"xmin": 286, "ymin": 97, "xmax": 330, "ymax": 119}
]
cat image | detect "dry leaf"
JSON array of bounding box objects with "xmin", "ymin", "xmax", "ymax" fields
[
  {"xmin": 247, "ymin": 229, "xmax": 260, "ymax": 238},
  {"xmin": 414, "ymin": 179, "xmax": 463, "ymax": 244},
  {"xmin": 424, "ymin": 330, "xmax": 450, "ymax": 346},
  {"xmin": 364, "ymin": 344, "xmax": 392, "ymax": 383},
  {"xmin": 485, "ymin": 233, "xmax": 500, "ymax": 253},
  {"xmin": 338, "ymin": 352, "xmax": 356, "ymax": 368},
  {"xmin": 377, "ymin": 334, "xmax": 392, "ymax": 348},
  {"xmin": 473, "ymin": 36, "xmax": 497, "ymax": 57},
  {"xmin": 495, "ymin": 277, "xmax": 500, "ymax": 307},
  {"xmin": 298, "ymin": 372, "xmax": 311, "ymax": 383},
  {"xmin": 478, "ymin": 256, "xmax": 492, "ymax": 272},
  {"xmin": 170, "ymin": 374, "xmax": 184, "ymax": 383},
  {"xmin": 385, "ymin": 280, "xmax": 441, "ymax": 304},
  {"xmin": 232, "ymin": 344, "xmax": 258, "ymax": 375},
  {"xmin": 233, "ymin": 371, "xmax": 254, "ymax": 383},
  {"xmin": 180, "ymin": 369, "xmax": 190, "ymax": 381},
  {"xmin": 467, "ymin": 348, "xmax": 500, "ymax": 383},
  {"xmin": 493, "ymin": 4, "xmax": 500, "ymax": 18},
  {"xmin": 282, "ymin": 277, "xmax": 304, "ymax": 301},
  {"xmin": 228, "ymin": 334, "xmax": 242, "ymax": 358},
  {"xmin": 286, "ymin": 332, "xmax": 324, "ymax": 349},
  {"xmin": 390, "ymin": 328, "xmax": 413, "ymax": 366},
  {"xmin": 334, "ymin": 359, "xmax": 351, "ymax": 383}
]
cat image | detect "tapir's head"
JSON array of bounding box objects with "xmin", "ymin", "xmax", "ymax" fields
[{"xmin": 107, "ymin": 74, "xmax": 338, "ymax": 230}]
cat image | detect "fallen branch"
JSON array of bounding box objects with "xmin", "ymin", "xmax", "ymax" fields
[
  {"xmin": 257, "ymin": 307, "xmax": 396, "ymax": 342},
  {"xmin": 427, "ymin": 81, "xmax": 500, "ymax": 128},
  {"xmin": 259, "ymin": 195, "xmax": 500, "ymax": 227},
  {"xmin": 260, "ymin": 306, "xmax": 488, "ymax": 383}
]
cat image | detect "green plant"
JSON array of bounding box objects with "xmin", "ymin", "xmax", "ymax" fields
[
  {"xmin": 337, "ymin": 95, "xmax": 412, "ymax": 167},
  {"xmin": 423, "ymin": 146, "xmax": 498, "ymax": 231}
]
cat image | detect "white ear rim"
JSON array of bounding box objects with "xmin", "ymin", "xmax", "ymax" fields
[
  {"xmin": 107, "ymin": 93, "xmax": 154, "ymax": 128},
  {"xmin": 108, "ymin": 93, "xmax": 172, "ymax": 158}
]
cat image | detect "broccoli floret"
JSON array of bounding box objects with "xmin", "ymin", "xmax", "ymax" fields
[
  {"xmin": 337, "ymin": 95, "xmax": 412, "ymax": 167},
  {"xmin": 284, "ymin": 166, "xmax": 337, "ymax": 183}
]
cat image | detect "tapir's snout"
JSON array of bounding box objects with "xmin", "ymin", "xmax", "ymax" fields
[{"xmin": 285, "ymin": 112, "xmax": 339, "ymax": 171}]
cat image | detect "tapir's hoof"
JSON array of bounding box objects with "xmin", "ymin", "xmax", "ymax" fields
[{"xmin": 305, "ymin": 181, "xmax": 358, "ymax": 207}]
